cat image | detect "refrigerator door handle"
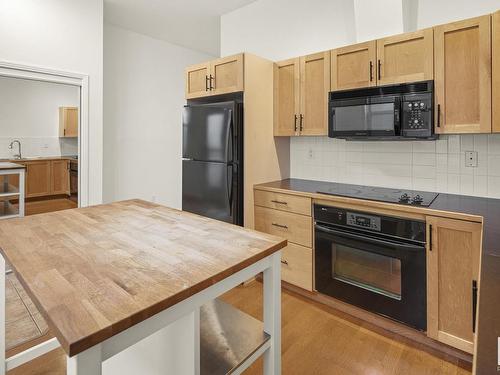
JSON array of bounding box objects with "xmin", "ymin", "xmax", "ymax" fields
[
  {"xmin": 227, "ymin": 164, "xmax": 233, "ymax": 216},
  {"xmin": 224, "ymin": 110, "xmax": 233, "ymax": 163}
]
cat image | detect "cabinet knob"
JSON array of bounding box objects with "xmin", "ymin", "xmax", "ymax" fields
[{"xmin": 281, "ymin": 259, "xmax": 289, "ymax": 266}]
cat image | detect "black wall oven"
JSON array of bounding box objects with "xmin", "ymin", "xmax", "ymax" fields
[{"xmin": 314, "ymin": 204, "xmax": 427, "ymax": 331}]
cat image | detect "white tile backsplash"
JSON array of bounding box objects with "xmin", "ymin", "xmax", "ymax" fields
[
  {"xmin": 0, "ymin": 137, "xmax": 77, "ymax": 159},
  {"xmin": 290, "ymin": 134, "xmax": 500, "ymax": 199}
]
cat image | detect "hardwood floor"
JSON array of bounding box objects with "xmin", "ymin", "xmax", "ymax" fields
[{"xmin": 6, "ymin": 282, "xmax": 471, "ymax": 374}]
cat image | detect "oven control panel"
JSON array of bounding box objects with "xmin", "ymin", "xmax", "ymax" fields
[{"xmin": 346, "ymin": 212, "xmax": 381, "ymax": 231}]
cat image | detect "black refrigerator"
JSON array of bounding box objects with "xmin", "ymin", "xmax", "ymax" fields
[{"xmin": 182, "ymin": 100, "xmax": 243, "ymax": 226}]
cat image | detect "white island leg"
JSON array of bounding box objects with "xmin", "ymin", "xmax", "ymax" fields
[
  {"xmin": 263, "ymin": 251, "xmax": 281, "ymax": 375},
  {"xmin": 67, "ymin": 344, "xmax": 102, "ymax": 375},
  {"xmin": 0, "ymin": 256, "xmax": 5, "ymax": 375}
]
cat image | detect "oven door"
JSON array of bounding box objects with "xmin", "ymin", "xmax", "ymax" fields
[
  {"xmin": 315, "ymin": 223, "xmax": 426, "ymax": 331},
  {"xmin": 328, "ymin": 96, "xmax": 400, "ymax": 138}
]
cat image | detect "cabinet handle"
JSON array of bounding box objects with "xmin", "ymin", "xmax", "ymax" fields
[
  {"xmin": 428, "ymin": 224, "xmax": 432, "ymax": 251},
  {"xmin": 437, "ymin": 104, "xmax": 441, "ymax": 128},
  {"xmin": 209, "ymin": 75, "xmax": 214, "ymax": 90},
  {"xmin": 369, "ymin": 61, "xmax": 373, "ymax": 82},
  {"xmin": 294, "ymin": 114, "xmax": 298, "ymax": 132},
  {"xmin": 64, "ymin": 129, "xmax": 66, "ymax": 136},
  {"xmin": 472, "ymin": 280, "xmax": 478, "ymax": 333},
  {"xmin": 299, "ymin": 114, "xmax": 304, "ymax": 132},
  {"xmin": 377, "ymin": 60, "xmax": 382, "ymax": 80},
  {"xmin": 272, "ymin": 222, "xmax": 288, "ymax": 229},
  {"xmin": 205, "ymin": 75, "xmax": 209, "ymax": 91},
  {"xmin": 281, "ymin": 259, "xmax": 289, "ymax": 266},
  {"xmin": 271, "ymin": 200, "xmax": 288, "ymax": 205}
]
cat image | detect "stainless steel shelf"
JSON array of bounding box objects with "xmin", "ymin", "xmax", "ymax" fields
[{"xmin": 201, "ymin": 299, "xmax": 270, "ymax": 375}]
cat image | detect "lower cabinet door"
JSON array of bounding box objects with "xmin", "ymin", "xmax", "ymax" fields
[
  {"xmin": 281, "ymin": 243, "xmax": 312, "ymax": 291},
  {"xmin": 26, "ymin": 161, "xmax": 51, "ymax": 198},
  {"xmin": 51, "ymin": 160, "xmax": 70, "ymax": 195},
  {"xmin": 426, "ymin": 216, "xmax": 482, "ymax": 354}
]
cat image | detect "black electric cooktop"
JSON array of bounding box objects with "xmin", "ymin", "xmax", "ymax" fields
[{"xmin": 317, "ymin": 184, "xmax": 439, "ymax": 207}]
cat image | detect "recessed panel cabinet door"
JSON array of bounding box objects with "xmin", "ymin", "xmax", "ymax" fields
[
  {"xmin": 377, "ymin": 28, "xmax": 434, "ymax": 85},
  {"xmin": 211, "ymin": 53, "xmax": 244, "ymax": 96},
  {"xmin": 185, "ymin": 62, "xmax": 210, "ymax": 99},
  {"xmin": 51, "ymin": 160, "xmax": 70, "ymax": 195},
  {"xmin": 300, "ymin": 52, "xmax": 330, "ymax": 136},
  {"xmin": 426, "ymin": 216, "xmax": 482, "ymax": 354},
  {"xmin": 493, "ymin": 11, "xmax": 500, "ymax": 133},
  {"xmin": 331, "ymin": 41, "xmax": 377, "ymax": 91},
  {"xmin": 274, "ymin": 58, "xmax": 300, "ymax": 136},
  {"xmin": 434, "ymin": 15, "xmax": 491, "ymax": 134},
  {"xmin": 26, "ymin": 161, "xmax": 51, "ymax": 198}
]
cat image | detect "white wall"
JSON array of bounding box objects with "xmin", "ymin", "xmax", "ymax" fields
[
  {"xmin": 354, "ymin": 0, "xmax": 404, "ymax": 42},
  {"xmin": 0, "ymin": 0, "xmax": 103, "ymax": 204},
  {"xmin": 221, "ymin": 0, "xmax": 357, "ymax": 61},
  {"xmin": 103, "ymin": 24, "xmax": 214, "ymax": 208},
  {"xmin": 0, "ymin": 76, "xmax": 78, "ymax": 158}
]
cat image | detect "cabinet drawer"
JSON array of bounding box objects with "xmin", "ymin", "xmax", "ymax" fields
[
  {"xmin": 254, "ymin": 206, "xmax": 312, "ymax": 247},
  {"xmin": 281, "ymin": 243, "xmax": 312, "ymax": 291},
  {"xmin": 254, "ymin": 190, "xmax": 311, "ymax": 216}
]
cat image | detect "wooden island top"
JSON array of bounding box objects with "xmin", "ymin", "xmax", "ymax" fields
[{"xmin": 0, "ymin": 199, "xmax": 286, "ymax": 357}]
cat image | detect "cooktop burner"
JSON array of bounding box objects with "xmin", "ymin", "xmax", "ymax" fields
[{"xmin": 317, "ymin": 184, "xmax": 439, "ymax": 207}]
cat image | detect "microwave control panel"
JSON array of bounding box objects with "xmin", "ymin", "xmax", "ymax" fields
[{"xmin": 401, "ymin": 93, "xmax": 433, "ymax": 138}]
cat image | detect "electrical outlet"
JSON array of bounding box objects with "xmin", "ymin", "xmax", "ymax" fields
[
  {"xmin": 151, "ymin": 195, "xmax": 157, "ymax": 203},
  {"xmin": 308, "ymin": 148, "xmax": 314, "ymax": 160},
  {"xmin": 465, "ymin": 151, "xmax": 478, "ymax": 167}
]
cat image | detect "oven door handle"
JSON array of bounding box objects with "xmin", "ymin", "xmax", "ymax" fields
[{"xmin": 315, "ymin": 224, "xmax": 423, "ymax": 251}]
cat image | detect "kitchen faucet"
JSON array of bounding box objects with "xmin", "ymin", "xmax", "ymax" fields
[{"xmin": 9, "ymin": 140, "xmax": 22, "ymax": 159}]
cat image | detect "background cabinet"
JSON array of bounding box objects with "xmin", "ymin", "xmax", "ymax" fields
[
  {"xmin": 377, "ymin": 28, "xmax": 433, "ymax": 85},
  {"xmin": 59, "ymin": 107, "xmax": 78, "ymax": 138},
  {"xmin": 434, "ymin": 15, "xmax": 491, "ymax": 134},
  {"xmin": 185, "ymin": 62, "xmax": 211, "ymax": 99},
  {"xmin": 51, "ymin": 160, "xmax": 70, "ymax": 195},
  {"xmin": 26, "ymin": 161, "xmax": 51, "ymax": 198},
  {"xmin": 426, "ymin": 216, "xmax": 482, "ymax": 354},
  {"xmin": 493, "ymin": 11, "xmax": 500, "ymax": 133},
  {"xmin": 331, "ymin": 41, "xmax": 376, "ymax": 90},
  {"xmin": 274, "ymin": 58, "xmax": 300, "ymax": 136}
]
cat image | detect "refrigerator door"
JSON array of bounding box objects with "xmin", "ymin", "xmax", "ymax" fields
[
  {"xmin": 182, "ymin": 160, "xmax": 235, "ymax": 224},
  {"xmin": 182, "ymin": 106, "xmax": 233, "ymax": 162}
]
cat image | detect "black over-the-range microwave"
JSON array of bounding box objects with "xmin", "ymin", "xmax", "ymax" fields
[{"xmin": 328, "ymin": 80, "xmax": 436, "ymax": 140}]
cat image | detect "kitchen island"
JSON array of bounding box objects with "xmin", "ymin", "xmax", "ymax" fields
[{"xmin": 0, "ymin": 199, "xmax": 286, "ymax": 374}]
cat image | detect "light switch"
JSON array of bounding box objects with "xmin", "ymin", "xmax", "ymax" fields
[{"xmin": 465, "ymin": 151, "xmax": 478, "ymax": 168}]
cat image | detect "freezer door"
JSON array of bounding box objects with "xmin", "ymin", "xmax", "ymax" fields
[
  {"xmin": 182, "ymin": 106, "xmax": 233, "ymax": 162},
  {"xmin": 182, "ymin": 160, "xmax": 235, "ymax": 224}
]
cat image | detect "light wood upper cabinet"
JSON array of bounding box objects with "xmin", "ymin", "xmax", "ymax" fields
[
  {"xmin": 185, "ymin": 62, "xmax": 211, "ymax": 99},
  {"xmin": 211, "ymin": 54, "xmax": 244, "ymax": 96},
  {"xmin": 59, "ymin": 107, "xmax": 78, "ymax": 138},
  {"xmin": 300, "ymin": 52, "xmax": 330, "ymax": 136},
  {"xmin": 274, "ymin": 58, "xmax": 300, "ymax": 136},
  {"xmin": 331, "ymin": 41, "xmax": 376, "ymax": 90},
  {"xmin": 434, "ymin": 15, "xmax": 491, "ymax": 134},
  {"xmin": 51, "ymin": 160, "xmax": 70, "ymax": 195},
  {"xmin": 493, "ymin": 11, "xmax": 500, "ymax": 133},
  {"xmin": 26, "ymin": 161, "xmax": 51, "ymax": 198},
  {"xmin": 426, "ymin": 216, "xmax": 482, "ymax": 354},
  {"xmin": 377, "ymin": 28, "xmax": 434, "ymax": 85},
  {"xmin": 185, "ymin": 54, "xmax": 244, "ymax": 99}
]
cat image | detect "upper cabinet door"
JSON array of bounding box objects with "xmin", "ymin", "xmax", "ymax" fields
[
  {"xmin": 377, "ymin": 28, "xmax": 434, "ymax": 85},
  {"xmin": 493, "ymin": 11, "xmax": 500, "ymax": 133},
  {"xmin": 185, "ymin": 62, "xmax": 211, "ymax": 99},
  {"xmin": 300, "ymin": 52, "xmax": 330, "ymax": 136},
  {"xmin": 434, "ymin": 15, "xmax": 491, "ymax": 134},
  {"xmin": 274, "ymin": 58, "xmax": 300, "ymax": 136},
  {"xmin": 211, "ymin": 53, "xmax": 244, "ymax": 96},
  {"xmin": 331, "ymin": 41, "xmax": 377, "ymax": 91}
]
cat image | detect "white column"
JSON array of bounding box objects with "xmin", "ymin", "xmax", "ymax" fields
[
  {"xmin": 18, "ymin": 169, "xmax": 25, "ymax": 217},
  {"xmin": 67, "ymin": 344, "xmax": 102, "ymax": 375},
  {"xmin": 0, "ymin": 256, "xmax": 5, "ymax": 375},
  {"xmin": 263, "ymin": 251, "xmax": 281, "ymax": 375}
]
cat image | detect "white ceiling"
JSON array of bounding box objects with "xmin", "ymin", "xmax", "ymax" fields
[{"xmin": 104, "ymin": 0, "xmax": 258, "ymax": 56}]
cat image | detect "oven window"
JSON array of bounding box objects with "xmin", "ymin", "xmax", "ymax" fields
[
  {"xmin": 332, "ymin": 244, "xmax": 402, "ymax": 300},
  {"xmin": 334, "ymin": 103, "xmax": 394, "ymax": 131}
]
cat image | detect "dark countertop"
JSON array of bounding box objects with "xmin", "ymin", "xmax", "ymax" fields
[{"xmin": 256, "ymin": 178, "xmax": 499, "ymax": 375}]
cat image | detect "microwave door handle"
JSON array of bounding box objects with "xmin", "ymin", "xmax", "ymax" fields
[{"xmin": 315, "ymin": 224, "xmax": 422, "ymax": 251}]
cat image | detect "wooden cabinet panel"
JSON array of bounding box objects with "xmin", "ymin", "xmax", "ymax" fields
[
  {"xmin": 493, "ymin": 11, "xmax": 500, "ymax": 133},
  {"xmin": 26, "ymin": 161, "xmax": 51, "ymax": 198},
  {"xmin": 185, "ymin": 62, "xmax": 211, "ymax": 99},
  {"xmin": 300, "ymin": 52, "xmax": 329, "ymax": 136},
  {"xmin": 254, "ymin": 206, "xmax": 312, "ymax": 247},
  {"xmin": 51, "ymin": 160, "xmax": 69, "ymax": 195},
  {"xmin": 377, "ymin": 28, "xmax": 433, "ymax": 85},
  {"xmin": 59, "ymin": 107, "xmax": 78, "ymax": 138},
  {"xmin": 254, "ymin": 190, "xmax": 311, "ymax": 216},
  {"xmin": 211, "ymin": 54, "xmax": 244, "ymax": 95},
  {"xmin": 331, "ymin": 41, "xmax": 377, "ymax": 91},
  {"xmin": 281, "ymin": 243, "xmax": 312, "ymax": 291},
  {"xmin": 426, "ymin": 216, "xmax": 482, "ymax": 354},
  {"xmin": 434, "ymin": 15, "xmax": 491, "ymax": 134},
  {"xmin": 274, "ymin": 58, "xmax": 300, "ymax": 136}
]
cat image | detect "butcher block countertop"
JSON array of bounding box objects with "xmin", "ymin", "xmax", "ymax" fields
[
  {"xmin": 0, "ymin": 162, "xmax": 26, "ymax": 170},
  {"xmin": 0, "ymin": 199, "xmax": 286, "ymax": 357}
]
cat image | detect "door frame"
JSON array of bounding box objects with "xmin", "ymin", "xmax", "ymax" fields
[{"xmin": 0, "ymin": 61, "xmax": 89, "ymax": 207}]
